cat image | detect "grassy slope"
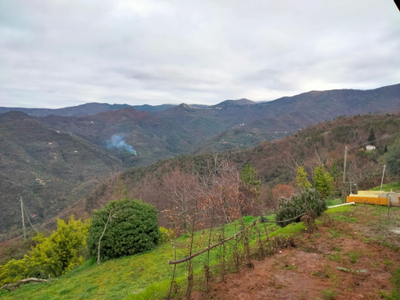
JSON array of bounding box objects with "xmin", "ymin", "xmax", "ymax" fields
[
  {"xmin": 7, "ymin": 202, "xmax": 400, "ymax": 300},
  {"xmin": 370, "ymin": 182, "xmax": 400, "ymax": 192},
  {"xmin": 0, "ymin": 215, "xmax": 306, "ymax": 300}
]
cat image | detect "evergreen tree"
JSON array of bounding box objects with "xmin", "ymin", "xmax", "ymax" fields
[
  {"xmin": 275, "ymin": 189, "xmax": 326, "ymax": 227},
  {"xmin": 240, "ymin": 163, "xmax": 261, "ymax": 196},
  {"xmin": 368, "ymin": 127, "xmax": 376, "ymax": 145},
  {"xmin": 313, "ymin": 164, "xmax": 334, "ymax": 199},
  {"xmin": 384, "ymin": 138, "xmax": 400, "ymax": 178},
  {"xmin": 296, "ymin": 166, "xmax": 311, "ymax": 192},
  {"xmin": 329, "ymin": 162, "xmax": 340, "ymax": 181}
]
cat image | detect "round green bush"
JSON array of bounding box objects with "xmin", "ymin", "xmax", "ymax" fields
[
  {"xmin": 87, "ymin": 199, "xmax": 160, "ymax": 260},
  {"xmin": 275, "ymin": 189, "xmax": 327, "ymax": 227}
]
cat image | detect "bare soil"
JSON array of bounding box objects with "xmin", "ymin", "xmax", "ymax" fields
[{"xmin": 191, "ymin": 206, "xmax": 400, "ymax": 300}]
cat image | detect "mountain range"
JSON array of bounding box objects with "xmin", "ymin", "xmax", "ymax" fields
[
  {"xmin": 1, "ymin": 83, "xmax": 400, "ymax": 239},
  {"xmin": 0, "ymin": 103, "xmax": 208, "ymax": 118}
]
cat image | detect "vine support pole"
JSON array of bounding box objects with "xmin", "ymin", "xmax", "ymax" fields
[
  {"xmin": 221, "ymin": 222, "xmax": 226, "ymax": 282},
  {"xmin": 255, "ymin": 224, "xmax": 265, "ymax": 258},
  {"xmin": 167, "ymin": 236, "xmax": 178, "ymax": 300},
  {"xmin": 262, "ymin": 221, "xmax": 270, "ymax": 243},
  {"xmin": 205, "ymin": 205, "xmax": 215, "ymax": 292}
]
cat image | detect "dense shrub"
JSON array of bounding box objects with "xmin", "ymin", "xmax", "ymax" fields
[
  {"xmin": 87, "ymin": 199, "xmax": 160, "ymax": 261},
  {"xmin": 275, "ymin": 189, "xmax": 327, "ymax": 227},
  {"xmin": 29, "ymin": 216, "xmax": 89, "ymax": 277},
  {"xmin": 313, "ymin": 164, "xmax": 334, "ymax": 199},
  {"xmin": 0, "ymin": 216, "xmax": 89, "ymax": 285}
]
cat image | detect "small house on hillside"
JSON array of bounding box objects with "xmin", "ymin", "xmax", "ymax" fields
[{"xmin": 366, "ymin": 145, "xmax": 376, "ymax": 151}]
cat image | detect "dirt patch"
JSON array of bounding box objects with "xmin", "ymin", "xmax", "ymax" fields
[{"xmin": 190, "ymin": 206, "xmax": 400, "ymax": 300}]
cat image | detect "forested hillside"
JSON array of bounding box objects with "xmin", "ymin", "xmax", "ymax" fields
[
  {"xmin": 56, "ymin": 112, "xmax": 400, "ymax": 229},
  {"xmin": 0, "ymin": 112, "xmax": 123, "ymax": 240},
  {"xmin": 161, "ymin": 83, "xmax": 400, "ymax": 152},
  {"xmin": 41, "ymin": 108, "xmax": 199, "ymax": 166}
]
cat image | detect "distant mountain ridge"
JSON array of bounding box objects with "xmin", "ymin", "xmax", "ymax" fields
[
  {"xmin": 212, "ymin": 98, "xmax": 256, "ymax": 107},
  {"xmin": 159, "ymin": 83, "xmax": 400, "ymax": 152},
  {"xmin": 2, "ymin": 83, "xmax": 400, "ymax": 120},
  {"xmin": 0, "ymin": 103, "xmax": 177, "ymax": 117},
  {"xmin": 0, "ymin": 99, "xmax": 259, "ymax": 118}
]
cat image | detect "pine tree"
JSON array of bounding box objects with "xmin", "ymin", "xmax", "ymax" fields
[
  {"xmin": 296, "ymin": 166, "xmax": 311, "ymax": 192},
  {"xmin": 240, "ymin": 163, "xmax": 261, "ymax": 195},
  {"xmin": 368, "ymin": 127, "xmax": 376, "ymax": 145},
  {"xmin": 329, "ymin": 162, "xmax": 340, "ymax": 181},
  {"xmin": 313, "ymin": 164, "xmax": 334, "ymax": 199},
  {"xmin": 384, "ymin": 138, "xmax": 400, "ymax": 178},
  {"xmin": 275, "ymin": 189, "xmax": 326, "ymax": 227}
]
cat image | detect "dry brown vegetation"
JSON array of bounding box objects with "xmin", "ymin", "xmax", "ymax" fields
[{"xmin": 189, "ymin": 205, "xmax": 400, "ymax": 300}]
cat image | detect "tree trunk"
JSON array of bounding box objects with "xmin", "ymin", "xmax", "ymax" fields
[
  {"xmin": 1, "ymin": 278, "xmax": 50, "ymax": 291},
  {"xmin": 97, "ymin": 213, "xmax": 111, "ymax": 266}
]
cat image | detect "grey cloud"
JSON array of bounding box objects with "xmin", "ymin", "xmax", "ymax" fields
[
  {"xmin": 0, "ymin": 0, "xmax": 399, "ymax": 108},
  {"xmin": 111, "ymin": 68, "xmax": 166, "ymax": 81}
]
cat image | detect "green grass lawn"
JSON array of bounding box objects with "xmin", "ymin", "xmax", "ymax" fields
[
  {"xmin": 326, "ymin": 198, "xmax": 343, "ymax": 206},
  {"xmin": 370, "ymin": 182, "xmax": 400, "ymax": 192},
  {"xmin": 0, "ymin": 215, "xmax": 307, "ymax": 300}
]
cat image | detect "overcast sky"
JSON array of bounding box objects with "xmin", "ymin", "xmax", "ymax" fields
[{"xmin": 1, "ymin": 0, "xmax": 399, "ymax": 108}]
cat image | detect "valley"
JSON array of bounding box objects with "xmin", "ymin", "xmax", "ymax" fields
[{"xmin": 1, "ymin": 83, "xmax": 400, "ymax": 241}]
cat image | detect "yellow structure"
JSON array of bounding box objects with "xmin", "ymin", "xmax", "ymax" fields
[
  {"xmin": 357, "ymin": 191, "xmax": 385, "ymax": 196},
  {"xmin": 346, "ymin": 191, "xmax": 400, "ymax": 207}
]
